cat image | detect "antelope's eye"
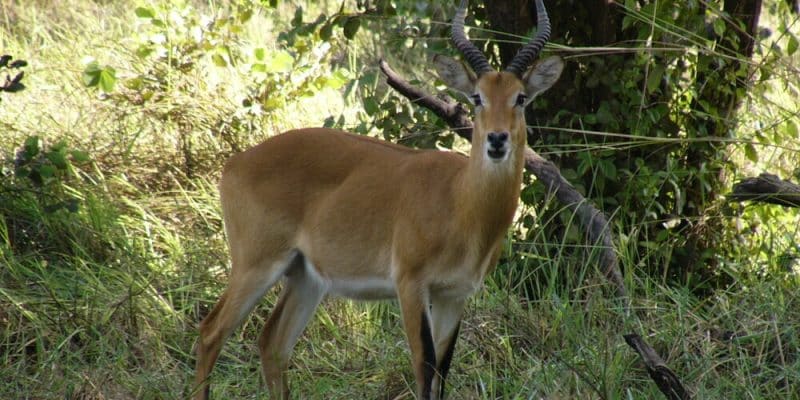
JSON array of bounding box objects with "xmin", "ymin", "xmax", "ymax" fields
[
  {"xmin": 471, "ymin": 94, "xmax": 482, "ymax": 106},
  {"xmin": 515, "ymin": 94, "xmax": 528, "ymax": 107}
]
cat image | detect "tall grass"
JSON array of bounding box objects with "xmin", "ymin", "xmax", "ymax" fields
[{"xmin": 1, "ymin": 1, "xmax": 798, "ymax": 399}]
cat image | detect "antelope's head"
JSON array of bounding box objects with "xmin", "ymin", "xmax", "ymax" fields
[{"xmin": 435, "ymin": 0, "xmax": 563, "ymax": 166}]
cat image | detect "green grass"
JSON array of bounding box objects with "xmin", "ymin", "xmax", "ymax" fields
[{"xmin": 1, "ymin": 1, "xmax": 799, "ymax": 399}]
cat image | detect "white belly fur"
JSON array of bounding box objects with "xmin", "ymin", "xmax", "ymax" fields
[
  {"xmin": 297, "ymin": 243, "xmax": 490, "ymax": 301},
  {"xmin": 302, "ymin": 257, "xmax": 397, "ymax": 300}
]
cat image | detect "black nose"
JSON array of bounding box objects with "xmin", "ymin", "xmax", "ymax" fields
[{"xmin": 487, "ymin": 132, "xmax": 508, "ymax": 148}]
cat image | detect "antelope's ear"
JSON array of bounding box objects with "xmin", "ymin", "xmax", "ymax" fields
[
  {"xmin": 434, "ymin": 55, "xmax": 477, "ymax": 97},
  {"xmin": 523, "ymin": 56, "xmax": 563, "ymax": 99}
]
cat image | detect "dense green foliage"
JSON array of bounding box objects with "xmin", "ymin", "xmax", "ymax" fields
[{"xmin": 1, "ymin": 0, "xmax": 798, "ymax": 398}]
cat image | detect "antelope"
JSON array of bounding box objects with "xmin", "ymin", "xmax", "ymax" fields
[{"xmin": 193, "ymin": 0, "xmax": 563, "ymax": 398}]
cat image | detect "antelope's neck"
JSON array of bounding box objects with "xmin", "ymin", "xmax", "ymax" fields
[{"xmin": 454, "ymin": 141, "xmax": 525, "ymax": 247}]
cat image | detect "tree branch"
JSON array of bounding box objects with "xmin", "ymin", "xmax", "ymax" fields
[
  {"xmin": 379, "ymin": 59, "xmax": 473, "ymax": 136},
  {"xmin": 624, "ymin": 334, "xmax": 692, "ymax": 400},
  {"xmin": 729, "ymin": 173, "xmax": 800, "ymax": 208},
  {"xmin": 378, "ymin": 59, "xmax": 628, "ymax": 301}
]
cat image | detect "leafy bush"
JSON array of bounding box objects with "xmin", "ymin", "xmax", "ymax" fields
[{"xmin": 0, "ymin": 1, "xmax": 798, "ymax": 398}]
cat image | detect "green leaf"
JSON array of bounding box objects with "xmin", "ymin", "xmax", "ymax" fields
[
  {"xmin": 47, "ymin": 150, "xmax": 69, "ymax": 169},
  {"xmin": 292, "ymin": 6, "xmax": 303, "ymax": 27},
  {"xmin": 343, "ymin": 17, "xmax": 360, "ymax": 40},
  {"xmin": 124, "ymin": 76, "xmax": 144, "ymax": 90},
  {"xmin": 135, "ymin": 44, "xmax": 154, "ymax": 59},
  {"xmin": 712, "ymin": 18, "xmax": 725, "ymax": 37},
  {"xmin": 15, "ymin": 166, "xmax": 30, "ymax": 179},
  {"xmin": 321, "ymin": 69, "xmax": 348, "ymax": 90},
  {"xmin": 621, "ymin": 15, "xmax": 634, "ymax": 31},
  {"xmin": 83, "ymin": 62, "xmax": 100, "ymax": 86},
  {"xmin": 238, "ymin": 8, "xmax": 253, "ymax": 23},
  {"xmin": 788, "ymin": 34, "xmax": 799, "ymax": 56},
  {"xmin": 97, "ymin": 66, "xmax": 116, "ymax": 92},
  {"xmin": 595, "ymin": 102, "xmax": 614, "ymax": 125},
  {"xmin": 83, "ymin": 62, "xmax": 117, "ymax": 92},
  {"xmin": 38, "ymin": 164, "xmax": 56, "ymax": 179},
  {"xmin": 135, "ymin": 7, "xmax": 155, "ymax": 19},
  {"xmin": 23, "ymin": 136, "xmax": 40, "ymax": 160},
  {"xmin": 599, "ymin": 159, "xmax": 617, "ymax": 180},
  {"xmin": 265, "ymin": 96, "xmax": 283, "ymax": 110},
  {"xmin": 786, "ymin": 120, "xmax": 798, "ymax": 139},
  {"xmin": 211, "ymin": 53, "xmax": 228, "ymax": 67},
  {"xmin": 744, "ymin": 142, "xmax": 758, "ymax": 163},
  {"xmin": 50, "ymin": 140, "xmax": 67, "ymax": 152},
  {"xmin": 333, "ymin": 15, "xmax": 347, "ymax": 27},
  {"xmin": 363, "ymin": 97, "xmax": 379, "ymax": 116},
  {"xmin": 70, "ymin": 150, "xmax": 90, "ymax": 163},
  {"xmin": 264, "ymin": 50, "xmax": 294, "ymax": 73},
  {"xmin": 251, "ymin": 63, "xmax": 266, "ymax": 73},
  {"xmin": 254, "ymin": 47, "xmax": 265, "ymax": 61},
  {"xmin": 319, "ymin": 22, "xmax": 333, "ymax": 41},
  {"xmin": 646, "ymin": 64, "xmax": 665, "ymax": 93}
]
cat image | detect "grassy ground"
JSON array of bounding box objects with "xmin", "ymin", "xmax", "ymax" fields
[{"xmin": 1, "ymin": 1, "xmax": 799, "ymax": 399}]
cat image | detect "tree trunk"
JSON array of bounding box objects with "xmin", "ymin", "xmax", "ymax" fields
[
  {"xmin": 679, "ymin": 0, "xmax": 762, "ymax": 275},
  {"xmin": 483, "ymin": 0, "xmax": 534, "ymax": 68},
  {"xmin": 474, "ymin": 0, "xmax": 763, "ymax": 281},
  {"xmin": 787, "ymin": 0, "xmax": 799, "ymax": 14},
  {"xmin": 724, "ymin": 0, "xmax": 762, "ymax": 61}
]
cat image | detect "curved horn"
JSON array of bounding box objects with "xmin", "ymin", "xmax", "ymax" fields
[
  {"xmin": 505, "ymin": 0, "xmax": 551, "ymax": 77},
  {"xmin": 451, "ymin": 0, "xmax": 493, "ymax": 76}
]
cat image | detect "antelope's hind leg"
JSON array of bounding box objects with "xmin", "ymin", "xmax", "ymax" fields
[
  {"xmin": 193, "ymin": 250, "xmax": 297, "ymax": 400},
  {"xmin": 258, "ymin": 253, "xmax": 326, "ymax": 399}
]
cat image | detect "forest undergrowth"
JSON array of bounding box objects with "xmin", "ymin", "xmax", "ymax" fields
[{"xmin": 1, "ymin": 1, "xmax": 798, "ymax": 398}]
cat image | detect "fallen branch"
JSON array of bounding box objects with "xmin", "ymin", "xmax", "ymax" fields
[
  {"xmin": 378, "ymin": 59, "xmax": 628, "ymax": 301},
  {"xmin": 624, "ymin": 334, "xmax": 692, "ymax": 400},
  {"xmin": 729, "ymin": 173, "xmax": 800, "ymax": 208}
]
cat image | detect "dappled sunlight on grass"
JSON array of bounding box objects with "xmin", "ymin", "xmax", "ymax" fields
[{"xmin": 1, "ymin": 0, "xmax": 798, "ymax": 399}]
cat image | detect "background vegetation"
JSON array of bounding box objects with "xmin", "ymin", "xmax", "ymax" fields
[{"xmin": 1, "ymin": 0, "xmax": 798, "ymax": 398}]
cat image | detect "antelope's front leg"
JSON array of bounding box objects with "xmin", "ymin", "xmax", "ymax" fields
[
  {"xmin": 397, "ymin": 279, "xmax": 436, "ymax": 400},
  {"xmin": 430, "ymin": 294, "xmax": 465, "ymax": 399}
]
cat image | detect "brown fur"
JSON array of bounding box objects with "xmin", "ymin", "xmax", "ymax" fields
[{"xmin": 193, "ymin": 61, "xmax": 562, "ymax": 399}]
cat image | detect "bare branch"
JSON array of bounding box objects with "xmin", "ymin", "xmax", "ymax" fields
[
  {"xmin": 378, "ymin": 59, "xmax": 472, "ymax": 135},
  {"xmin": 624, "ymin": 334, "xmax": 692, "ymax": 400},
  {"xmin": 522, "ymin": 148, "xmax": 626, "ymax": 299},
  {"xmin": 729, "ymin": 173, "xmax": 800, "ymax": 208}
]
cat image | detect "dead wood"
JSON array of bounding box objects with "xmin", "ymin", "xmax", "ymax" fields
[
  {"xmin": 624, "ymin": 334, "xmax": 692, "ymax": 400},
  {"xmin": 729, "ymin": 173, "xmax": 800, "ymax": 208}
]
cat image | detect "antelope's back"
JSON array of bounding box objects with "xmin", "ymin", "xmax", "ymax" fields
[{"xmin": 218, "ymin": 129, "xmax": 467, "ymax": 263}]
